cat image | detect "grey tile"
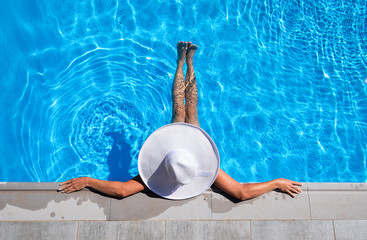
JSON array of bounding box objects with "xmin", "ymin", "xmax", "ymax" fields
[
  {"xmin": 77, "ymin": 221, "xmax": 164, "ymax": 240},
  {"xmin": 110, "ymin": 190, "xmax": 211, "ymax": 220},
  {"xmin": 0, "ymin": 222, "xmax": 76, "ymax": 240},
  {"xmin": 334, "ymin": 220, "xmax": 367, "ymax": 240},
  {"xmin": 0, "ymin": 190, "xmax": 110, "ymax": 220},
  {"xmin": 307, "ymin": 183, "xmax": 367, "ymax": 191},
  {"xmin": 308, "ymin": 187, "xmax": 367, "ymax": 220},
  {"xmin": 0, "ymin": 182, "xmax": 60, "ymax": 190},
  {"xmin": 251, "ymin": 220, "xmax": 334, "ymax": 240},
  {"xmin": 166, "ymin": 221, "xmax": 250, "ymax": 240},
  {"xmin": 211, "ymin": 187, "xmax": 310, "ymax": 220}
]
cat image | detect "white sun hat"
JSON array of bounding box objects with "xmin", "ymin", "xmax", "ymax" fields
[{"xmin": 138, "ymin": 123, "xmax": 220, "ymax": 200}]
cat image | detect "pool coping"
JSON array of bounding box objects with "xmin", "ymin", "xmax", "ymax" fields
[
  {"xmin": 1, "ymin": 182, "xmax": 366, "ymax": 239},
  {"xmin": 1, "ymin": 182, "xmax": 366, "ymax": 221},
  {"xmin": 1, "ymin": 181, "xmax": 367, "ymax": 191}
]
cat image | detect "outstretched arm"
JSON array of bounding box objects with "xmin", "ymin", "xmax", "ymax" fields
[
  {"xmin": 214, "ymin": 169, "xmax": 302, "ymax": 201},
  {"xmin": 59, "ymin": 175, "xmax": 147, "ymax": 198}
]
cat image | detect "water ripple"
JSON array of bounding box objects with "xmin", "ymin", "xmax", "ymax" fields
[{"xmin": 2, "ymin": 0, "xmax": 367, "ymax": 182}]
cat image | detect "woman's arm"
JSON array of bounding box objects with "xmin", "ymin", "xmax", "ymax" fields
[
  {"xmin": 59, "ymin": 175, "xmax": 147, "ymax": 198},
  {"xmin": 214, "ymin": 169, "xmax": 302, "ymax": 201}
]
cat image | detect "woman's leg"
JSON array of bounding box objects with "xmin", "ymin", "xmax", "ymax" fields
[
  {"xmin": 184, "ymin": 42, "xmax": 200, "ymax": 127},
  {"xmin": 171, "ymin": 41, "xmax": 188, "ymax": 123}
]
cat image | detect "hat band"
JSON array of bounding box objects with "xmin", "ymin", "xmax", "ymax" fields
[
  {"xmin": 198, "ymin": 170, "xmax": 212, "ymax": 177},
  {"xmin": 169, "ymin": 170, "xmax": 215, "ymax": 194}
]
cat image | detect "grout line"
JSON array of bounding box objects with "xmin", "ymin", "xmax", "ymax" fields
[
  {"xmin": 164, "ymin": 221, "xmax": 166, "ymax": 240},
  {"xmin": 332, "ymin": 220, "xmax": 336, "ymax": 240},
  {"xmin": 108, "ymin": 198, "xmax": 112, "ymax": 221},
  {"xmin": 75, "ymin": 221, "xmax": 79, "ymax": 240},
  {"xmin": 210, "ymin": 189, "xmax": 213, "ymax": 219},
  {"xmin": 249, "ymin": 220, "xmax": 252, "ymax": 240}
]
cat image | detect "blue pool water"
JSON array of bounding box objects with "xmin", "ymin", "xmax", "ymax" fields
[{"xmin": 1, "ymin": 0, "xmax": 366, "ymax": 182}]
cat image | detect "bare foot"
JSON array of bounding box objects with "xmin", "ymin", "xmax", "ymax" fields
[
  {"xmin": 186, "ymin": 42, "xmax": 198, "ymax": 64},
  {"xmin": 177, "ymin": 41, "xmax": 188, "ymax": 65}
]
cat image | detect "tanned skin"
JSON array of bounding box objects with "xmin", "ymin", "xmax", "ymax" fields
[{"xmin": 59, "ymin": 42, "xmax": 302, "ymax": 200}]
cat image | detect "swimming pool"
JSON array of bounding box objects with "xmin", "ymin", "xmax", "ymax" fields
[{"xmin": 1, "ymin": 0, "xmax": 366, "ymax": 182}]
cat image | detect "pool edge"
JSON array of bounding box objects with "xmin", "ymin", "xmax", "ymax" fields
[{"xmin": 1, "ymin": 182, "xmax": 366, "ymax": 239}]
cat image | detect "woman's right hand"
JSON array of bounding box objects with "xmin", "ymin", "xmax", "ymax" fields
[{"xmin": 59, "ymin": 177, "xmax": 89, "ymax": 193}]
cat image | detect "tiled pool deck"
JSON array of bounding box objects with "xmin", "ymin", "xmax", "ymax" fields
[{"xmin": 0, "ymin": 182, "xmax": 366, "ymax": 239}]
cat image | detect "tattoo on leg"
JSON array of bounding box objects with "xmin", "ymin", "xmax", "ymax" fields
[{"xmin": 185, "ymin": 69, "xmax": 198, "ymax": 107}]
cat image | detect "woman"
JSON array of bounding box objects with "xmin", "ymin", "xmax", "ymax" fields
[{"xmin": 59, "ymin": 42, "xmax": 302, "ymax": 200}]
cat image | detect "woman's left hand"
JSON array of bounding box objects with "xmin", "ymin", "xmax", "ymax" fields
[{"xmin": 275, "ymin": 178, "xmax": 302, "ymax": 197}]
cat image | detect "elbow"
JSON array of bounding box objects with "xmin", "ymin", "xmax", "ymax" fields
[
  {"xmin": 238, "ymin": 194, "xmax": 249, "ymax": 201},
  {"xmin": 115, "ymin": 189, "xmax": 128, "ymax": 199},
  {"xmin": 237, "ymin": 190, "xmax": 250, "ymax": 201}
]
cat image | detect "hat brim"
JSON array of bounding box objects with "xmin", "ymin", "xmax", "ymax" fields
[{"xmin": 138, "ymin": 123, "xmax": 220, "ymax": 200}]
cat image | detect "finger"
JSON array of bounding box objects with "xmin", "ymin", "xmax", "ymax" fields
[
  {"xmin": 292, "ymin": 181, "xmax": 302, "ymax": 186},
  {"xmin": 59, "ymin": 185, "xmax": 72, "ymax": 192},
  {"xmin": 291, "ymin": 186, "xmax": 302, "ymax": 193},
  {"xmin": 59, "ymin": 184, "xmax": 74, "ymax": 193},
  {"xmin": 59, "ymin": 181, "xmax": 68, "ymax": 186},
  {"xmin": 58, "ymin": 181, "xmax": 73, "ymax": 191},
  {"xmin": 63, "ymin": 186, "xmax": 75, "ymax": 194},
  {"xmin": 60, "ymin": 180, "xmax": 72, "ymax": 186},
  {"xmin": 286, "ymin": 190, "xmax": 295, "ymax": 198},
  {"xmin": 58, "ymin": 183, "xmax": 68, "ymax": 191},
  {"xmin": 63, "ymin": 188, "xmax": 71, "ymax": 194}
]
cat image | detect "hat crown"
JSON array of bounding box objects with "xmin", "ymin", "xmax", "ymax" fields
[
  {"xmin": 164, "ymin": 150, "xmax": 198, "ymax": 185},
  {"xmin": 138, "ymin": 123, "xmax": 220, "ymax": 199}
]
